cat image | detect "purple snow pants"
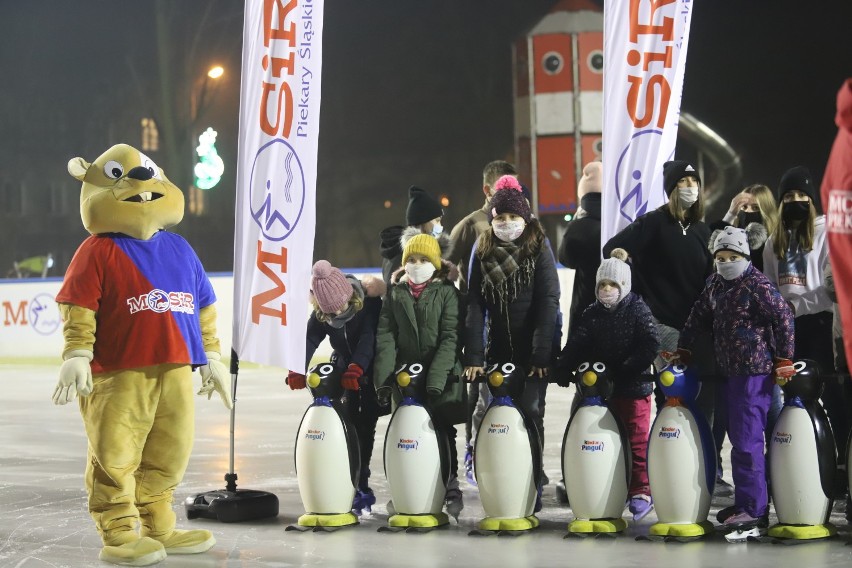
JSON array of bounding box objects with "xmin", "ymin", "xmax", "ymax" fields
[{"xmin": 720, "ymin": 373, "xmax": 774, "ymax": 517}]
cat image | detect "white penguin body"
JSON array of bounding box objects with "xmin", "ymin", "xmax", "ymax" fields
[
  {"xmin": 648, "ymin": 405, "xmax": 712, "ymax": 524},
  {"xmin": 475, "ymin": 404, "xmax": 538, "ymax": 519},
  {"xmin": 384, "ymin": 404, "xmax": 445, "ymax": 515},
  {"xmin": 295, "ymin": 404, "xmax": 357, "ymax": 514},
  {"xmin": 770, "ymin": 406, "xmax": 832, "ymax": 525},
  {"xmin": 562, "ymin": 404, "xmax": 629, "ymax": 520}
]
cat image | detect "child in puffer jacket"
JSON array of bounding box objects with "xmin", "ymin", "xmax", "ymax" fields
[
  {"xmin": 559, "ymin": 248, "xmax": 660, "ymax": 521},
  {"xmin": 677, "ymin": 227, "xmax": 794, "ymax": 528}
]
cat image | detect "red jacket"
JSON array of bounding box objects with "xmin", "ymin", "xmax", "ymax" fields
[{"xmin": 821, "ymin": 78, "xmax": 852, "ymax": 371}]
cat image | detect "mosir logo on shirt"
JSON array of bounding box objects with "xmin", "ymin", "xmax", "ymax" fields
[
  {"xmin": 397, "ymin": 438, "xmax": 419, "ymax": 451},
  {"xmin": 126, "ymin": 289, "xmax": 196, "ymax": 315},
  {"xmin": 658, "ymin": 426, "xmax": 681, "ymax": 439},
  {"xmin": 581, "ymin": 440, "xmax": 605, "ymax": 452}
]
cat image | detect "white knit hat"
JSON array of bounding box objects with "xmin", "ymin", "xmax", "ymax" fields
[
  {"xmin": 712, "ymin": 226, "xmax": 750, "ymax": 257},
  {"xmin": 596, "ymin": 248, "xmax": 632, "ymax": 299}
]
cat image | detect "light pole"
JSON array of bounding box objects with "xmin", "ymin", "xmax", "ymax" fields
[{"xmin": 188, "ymin": 65, "xmax": 224, "ymax": 215}]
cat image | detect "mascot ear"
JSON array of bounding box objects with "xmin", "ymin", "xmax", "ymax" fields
[{"xmin": 68, "ymin": 157, "xmax": 90, "ymax": 181}]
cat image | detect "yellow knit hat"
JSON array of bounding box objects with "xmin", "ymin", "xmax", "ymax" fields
[{"xmin": 402, "ymin": 234, "xmax": 441, "ymax": 270}]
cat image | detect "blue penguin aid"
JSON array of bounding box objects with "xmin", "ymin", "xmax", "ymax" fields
[
  {"xmin": 767, "ymin": 359, "xmax": 838, "ymax": 541},
  {"xmin": 642, "ymin": 362, "xmax": 716, "ymax": 541},
  {"xmin": 470, "ymin": 362, "xmax": 542, "ymax": 536},
  {"xmin": 562, "ymin": 362, "xmax": 630, "ymax": 537},
  {"xmin": 379, "ymin": 363, "xmax": 452, "ymax": 533},
  {"xmin": 286, "ymin": 363, "xmax": 361, "ymax": 532}
]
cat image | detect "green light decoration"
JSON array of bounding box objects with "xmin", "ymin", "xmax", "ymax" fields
[{"xmin": 194, "ymin": 127, "xmax": 224, "ymax": 190}]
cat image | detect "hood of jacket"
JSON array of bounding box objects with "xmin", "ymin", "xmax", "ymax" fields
[{"xmin": 380, "ymin": 225, "xmax": 404, "ymax": 260}]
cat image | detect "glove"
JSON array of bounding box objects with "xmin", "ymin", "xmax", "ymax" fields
[
  {"xmin": 376, "ymin": 386, "xmax": 392, "ymax": 408},
  {"xmin": 197, "ymin": 352, "xmax": 234, "ymax": 409},
  {"xmin": 53, "ymin": 350, "xmax": 94, "ymax": 405},
  {"xmin": 555, "ymin": 369, "xmax": 575, "ymax": 388},
  {"xmin": 660, "ymin": 348, "xmax": 692, "ymax": 366},
  {"xmin": 773, "ymin": 357, "xmax": 796, "ymax": 384},
  {"xmin": 341, "ymin": 363, "xmax": 364, "ymax": 391},
  {"xmin": 286, "ymin": 370, "xmax": 306, "ymax": 390}
]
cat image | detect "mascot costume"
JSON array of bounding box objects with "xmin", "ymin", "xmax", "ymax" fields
[{"xmin": 52, "ymin": 143, "xmax": 233, "ymax": 566}]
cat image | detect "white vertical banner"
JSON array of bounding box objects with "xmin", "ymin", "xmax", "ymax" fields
[
  {"xmin": 233, "ymin": 0, "xmax": 324, "ymax": 371},
  {"xmin": 601, "ymin": 0, "xmax": 693, "ymax": 249}
]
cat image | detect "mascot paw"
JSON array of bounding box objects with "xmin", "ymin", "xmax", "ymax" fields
[
  {"xmin": 198, "ymin": 352, "xmax": 233, "ymax": 409},
  {"xmin": 146, "ymin": 529, "xmax": 216, "ymax": 555},
  {"xmin": 99, "ymin": 537, "xmax": 166, "ymax": 566}
]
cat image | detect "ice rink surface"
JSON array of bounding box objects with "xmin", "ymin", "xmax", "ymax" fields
[{"xmin": 3, "ymin": 362, "xmax": 852, "ymax": 568}]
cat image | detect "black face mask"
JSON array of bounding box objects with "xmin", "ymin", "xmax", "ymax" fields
[
  {"xmin": 737, "ymin": 211, "xmax": 763, "ymax": 227},
  {"xmin": 782, "ymin": 201, "xmax": 810, "ymax": 223}
]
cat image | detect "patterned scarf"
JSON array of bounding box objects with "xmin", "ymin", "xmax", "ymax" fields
[
  {"xmin": 480, "ymin": 240, "xmax": 536, "ymax": 307},
  {"xmin": 408, "ymin": 280, "xmax": 429, "ymax": 299}
]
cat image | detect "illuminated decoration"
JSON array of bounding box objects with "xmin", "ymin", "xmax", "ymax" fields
[
  {"xmin": 440, "ymin": 195, "xmax": 450, "ymax": 207},
  {"xmin": 194, "ymin": 127, "xmax": 225, "ymax": 190}
]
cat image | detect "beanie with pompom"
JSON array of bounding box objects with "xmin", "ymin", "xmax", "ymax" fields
[
  {"xmin": 596, "ymin": 248, "xmax": 632, "ymax": 301},
  {"xmin": 311, "ymin": 260, "xmax": 352, "ymax": 314}
]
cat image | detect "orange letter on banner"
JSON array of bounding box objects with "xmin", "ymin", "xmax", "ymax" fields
[
  {"xmin": 626, "ymin": 74, "xmax": 671, "ymax": 128},
  {"xmin": 629, "ymin": 0, "xmax": 675, "ymax": 42},
  {"xmin": 251, "ymin": 242, "xmax": 288, "ymax": 325},
  {"xmin": 259, "ymin": 82, "xmax": 294, "ymax": 137},
  {"xmin": 263, "ymin": 0, "xmax": 298, "ymax": 48}
]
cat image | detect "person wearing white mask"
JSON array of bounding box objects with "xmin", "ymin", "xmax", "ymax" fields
[
  {"xmin": 675, "ymin": 226, "xmax": 795, "ymax": 530},
  {"xmin": 378, "ymin": 185, "xmax": 450, "ymax": 288},
  {"xmin": 462, "ymin": 180, "xmax": 560, "ymax": 511},
  {"xmin": 374, "ymin": 233, "xmax": 467, "ymax": 520},
  {"xmin": 603, "ymin": 160, "xmax": 716, "ymax": 419}
]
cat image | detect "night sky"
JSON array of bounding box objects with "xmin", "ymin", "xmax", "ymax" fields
[{"xmin": 1, "ymin": 1, "xmax": 851, "ymax": 270}]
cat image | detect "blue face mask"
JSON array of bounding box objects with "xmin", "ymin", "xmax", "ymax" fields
[{"xmin": 431, "ymin": 223, "xmax": 443, "ymax": 238}]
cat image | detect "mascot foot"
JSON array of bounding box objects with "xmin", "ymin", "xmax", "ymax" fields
[
  {"xmin": 99, "ymin": 537, "xmax": 166, "ymax": 566},
  {"xmin": 568, "ymin": 518, "xmax": 627, "ymax": 535},
  {"xmin": 145, "ymin": 529, "xmax": 216, "ymax": 554}
]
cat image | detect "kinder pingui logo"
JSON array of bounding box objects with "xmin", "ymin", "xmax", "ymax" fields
[
  {"xmin": 127, "ymin": 290, "xmax": 195, "ymax": 315},
  {"xmin": 305, "ymin": 429, "xmax": 325, "ymax": 441},
  {"xmin": 581, "ymin": 440, "xmax": 605, "ymax": 452},
  {"xmin": 658, "ymin": 426, "xmax": 681, "ymax": 439},
  {"xmin": 397, "ymin": 438, "xmax": 419, "ymax": 451},
  {"xmin": 773, "ymin": 432, "xmax": 792, "ymax": 445},
  {"xmin": 487, "ymin": 423, "xmax": 510, "ymax": 435}
]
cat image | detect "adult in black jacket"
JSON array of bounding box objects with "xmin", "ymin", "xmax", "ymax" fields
[{"xmin": 559, "ymin": 161, "xmax": 602, "ymax": 333}]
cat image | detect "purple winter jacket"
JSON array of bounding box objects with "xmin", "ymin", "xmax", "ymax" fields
[{"xmin": 679, "ymin": 264, "xmax": 794, "ymax": 377}]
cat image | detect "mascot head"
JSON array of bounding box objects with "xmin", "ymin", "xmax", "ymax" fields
[{"xmin": 68, "ymin": 144, "xmax": 184, "ymax": 240}]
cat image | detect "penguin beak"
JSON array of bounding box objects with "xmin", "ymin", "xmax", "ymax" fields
[
  {"xmin": 488, "ymin": 372, "xmax": 504, "ymax": 387},
  {"xmin": 581, "ymin": 371, "xmax": 598, "ymax": 386}
]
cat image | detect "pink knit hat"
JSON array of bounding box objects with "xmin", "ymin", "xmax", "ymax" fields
[{"xmin": 311, "ymin": 260, "xmax": 352, "ymax": 313}]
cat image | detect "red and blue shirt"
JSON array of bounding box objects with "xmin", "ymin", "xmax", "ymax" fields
[{"xmin": 56, "ymin": 231, "xmax": 216, "ymax": 374}]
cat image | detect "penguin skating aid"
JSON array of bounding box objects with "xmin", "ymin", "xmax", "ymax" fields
[
  {"xmin": 642, "ymin": 362, "xmax": 716, "ymax": 542},
  {"xmin": 470, "ymin": 363, "xmax": 542, "ymax": 536},
  {"xmin": 287, "ymin": 363, "xmax": 360, "ymax": 532},
  {"xmin": 765, "ymin": 360, "xmax": 837, "ymax": 542},
  {"xmin": 561, "ymin": 362, "xmax": 630, "ymax": 537},
  {"xmin": 379, "ymin": 363, "xmax": 452, "ymax": 533}
]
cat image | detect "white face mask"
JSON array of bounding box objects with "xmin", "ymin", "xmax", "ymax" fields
[
  {"xmin": 405, "ymin": 262, "xmax": 435, "ymax": 285},
  {"xmin": 715, "ymin": 259, "xmax": 749, "ymax": 280},
  {"xmin": 597, "ymin": 288, "xmax": 620, "ymax": 308},
  {"xmin": 677, "ymin": 186, "xmax": 699, "ymax": 208},
  {"xmin": 492, "ymin": 219, "xmax": 526, "ymax": 242},
  {"xmin": 430, "ymin": 223, "xmax": 443, "ymax": 238}
]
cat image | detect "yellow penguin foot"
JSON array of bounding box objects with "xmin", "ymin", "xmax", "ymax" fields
[
  {"xmin": 145, "ymin": 529, "xmax": 216, "ymax": 554},
  {"xmin": 98, "ymin": 537, "xmax": 167, "ymax": 566}
]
